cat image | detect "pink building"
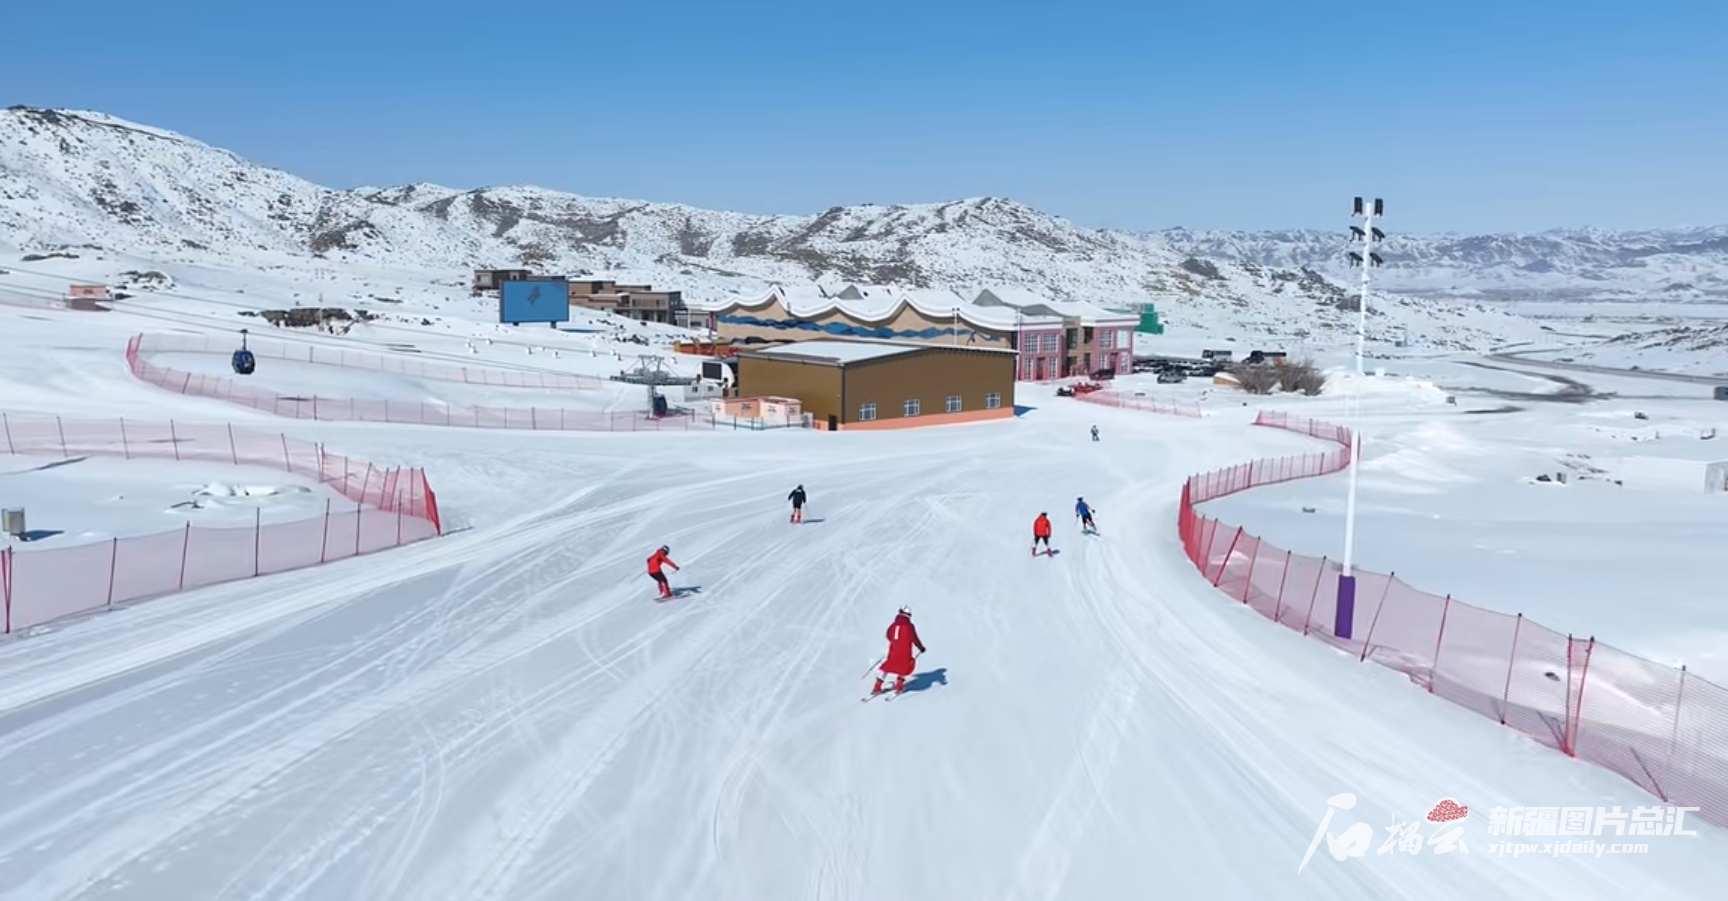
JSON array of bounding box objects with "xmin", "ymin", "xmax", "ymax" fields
[{"xmin": 973, "ymin": 288, "xmax": 1140, "ymax": 379}]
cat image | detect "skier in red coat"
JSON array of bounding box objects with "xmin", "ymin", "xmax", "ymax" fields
[
  {"xmin": 1031, "ymin": 512, "xmax": 1053, "ymax": 556},
  {"xmin": 647, "ymin": 545, "xmax": 679, "ymax": 599},
  {"xmin": 873, "ymin": 606, "xmax": 926, "ymax": 696}
]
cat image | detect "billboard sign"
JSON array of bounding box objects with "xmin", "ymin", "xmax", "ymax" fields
[{"xmin": 499, "ymin": 279, "xmax": 571, "ymax": 324}]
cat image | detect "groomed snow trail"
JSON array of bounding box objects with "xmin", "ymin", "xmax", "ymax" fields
[{"xmin": 0, "ymin": 398, "xmax": 1722, "ymax": 901}]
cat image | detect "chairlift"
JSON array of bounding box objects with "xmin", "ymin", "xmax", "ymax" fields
[{"xmin": 231, "ymin": 328, "xmax": 257, "ymax": 375}]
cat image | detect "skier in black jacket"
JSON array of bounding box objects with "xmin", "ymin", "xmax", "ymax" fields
[{"xmin": 788, "ymin": 484, "xmax": 807, "ymax": 523}]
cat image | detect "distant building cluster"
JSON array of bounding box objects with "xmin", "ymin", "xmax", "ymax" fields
[
  {"xmin": 693, "ymin": 283, "xmax": 1139, "ymax": 381},
  {"xmin": 472, "ymin": 269, "xmax": 697, "ymax": 328}
]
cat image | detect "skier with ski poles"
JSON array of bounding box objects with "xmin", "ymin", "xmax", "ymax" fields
[
  {"xmin": 1090, "ymin": 425, "xmax": 1099, "ymax": 442},
  {"xmin": 1076, "ymin": 497, "xmax": 1097, "ymax": 534},
  {"xmin": 871, "ymin": 606, "xmax": 925, "ymax": 696},
  {"xmin": 788, "ymin": 484, "xmax": 807, "ymax": 524},
  {"xmin": 646, "ymin": 544, "xmax": 680, "ymax": 600}
]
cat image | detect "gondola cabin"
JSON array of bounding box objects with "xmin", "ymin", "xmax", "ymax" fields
[{"xmin": 231, "ymin": 329, "xmax": 257, "ymax": 375}]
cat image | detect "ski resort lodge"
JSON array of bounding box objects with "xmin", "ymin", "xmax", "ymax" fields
[
  {"xmin": 735, "ymin": 339, "xmax": 1017, "ymax": 431},
  {"xmin": 695, "ymin": 284, "xmax": 1137, "ymax": 381}
]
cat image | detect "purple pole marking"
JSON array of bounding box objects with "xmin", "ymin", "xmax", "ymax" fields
[{"xmin": 1335, "ymin": 574, "xmax": 1356, "ymax": 641}]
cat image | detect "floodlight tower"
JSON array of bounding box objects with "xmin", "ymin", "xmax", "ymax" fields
[{"xmin": 1336, "ymin": 195, "xmax": 1384, "ymax": 641}]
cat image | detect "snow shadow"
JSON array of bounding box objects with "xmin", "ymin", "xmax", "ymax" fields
[
  {"xmin": 14, "ymin": 529, "xmax": 65, "ymax": 542},
  {"xmin": 798, "ymin": 518, "xmax": 826, "ymax": 525},
  {"xmin": 9, "ymin": 456, "xmax": 88, "ymax": 474},
  {"xmin": 1014, "ymin": 404, "xmax": 1037, "ymax": 416},
  {"xmin": 902, "ymin": 667, "xmax": 948, "ymax": 693}
]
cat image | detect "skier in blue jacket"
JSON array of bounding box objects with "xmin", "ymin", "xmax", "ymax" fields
[{"xmin": 1075, "ymin": 497, "xmax": 1097, "ymax": 533}]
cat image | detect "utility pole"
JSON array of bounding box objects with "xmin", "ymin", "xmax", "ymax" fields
[{"xmin": 1337, "ymin": 196, "xmax": 1384, "ymax": 641}]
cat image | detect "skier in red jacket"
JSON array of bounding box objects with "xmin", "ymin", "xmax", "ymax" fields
[
  {"xmin": 873, "ymin": 606, "xmax": 926, "ymax": 696},
  {"xmin": 1031, "ymin": 512, "xmax": 1053, "ymax": 556},
  {"xmin": 647, "ymin": 545, "xmax": 679, "ymax": 599}
]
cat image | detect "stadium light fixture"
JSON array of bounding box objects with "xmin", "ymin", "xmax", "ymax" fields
[{"xmin": 1336, "ymin": 195, "xmax": 1385, "ymax": 641}]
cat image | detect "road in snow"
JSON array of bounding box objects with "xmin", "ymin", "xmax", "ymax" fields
[{"xmin": 0, "ymin": 394, "xmax": 1724, "ymax": 901}]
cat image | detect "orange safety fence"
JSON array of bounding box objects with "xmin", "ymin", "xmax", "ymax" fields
[
  {"xmin": 1, "ymin": 413, "xmax": 442, "ymax": 634},
  {"xmin": 126, "ymin": 334, "xmax": 711, "ymax": 431},
  {"xmin": 1178, "ymin": 409, "xmax": 1728, "ymax": 828}
]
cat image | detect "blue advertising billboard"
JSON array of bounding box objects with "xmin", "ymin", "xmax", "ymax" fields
[{"xmin": 498, "ymin": 279, "xmax": 571, "ymax": 324}]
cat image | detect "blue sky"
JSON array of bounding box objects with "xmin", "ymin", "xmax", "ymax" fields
[{"xmin": 6, "ymin": 0, "xmax": 1725, "ymax": 233}]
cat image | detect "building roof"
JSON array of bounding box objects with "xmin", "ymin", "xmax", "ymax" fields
[
  {"xmin": 747, "ymin": 338, "xmax": 1014, "ymax": 365},
  {"xmin": 751, "ymin": 340, "xmax": 924, "ymax": 364},
  {"xmin": 706, "ymin": 283, "xmax": 1063, "ymax": 330},
  {"xmin": 974, "ymin": 288, "xmax": 1139, "ymax": 326}
]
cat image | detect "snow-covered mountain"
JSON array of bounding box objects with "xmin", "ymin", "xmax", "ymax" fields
[
  {"xmin": 1152, "ymin": 225, "xmax": 1728, "ymax": 302},
  {"xmin": 0, "ymin": 105, "xmax": 1587, "ymax": 350}
]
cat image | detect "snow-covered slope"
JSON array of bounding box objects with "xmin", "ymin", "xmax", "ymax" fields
[
  {"xmin": 1154, "ymin": 226, "xmax": 1728, "ymax": 302},
  {"xmin": 2, "ymin": 106, "xmax": 1549, "ymax": 351}
]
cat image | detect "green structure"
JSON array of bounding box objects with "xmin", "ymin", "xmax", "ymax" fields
[{"xmin": 1136, "ymin": 303, "xmax": 1165, "ymax": 334}]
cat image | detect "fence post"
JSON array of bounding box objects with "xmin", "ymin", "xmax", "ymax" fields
[
  {"xmin": 1498, "ymin": 613, "xmax": 1524, "ymax": 724},
  {"xmin": 1238, "ymin": 539, "xmax": 1260, "ymax": 604},
  {"xmin": 253, "ymin": 508, "xmax": 263, "ymax": 577},
  {"xmin": 320, "ymin": 499, "xmax": 331, "ymax": 563},
  {"xmin": 1358, "ymin": 573, "xmax": 1395, "ymax": 662},
  {"xmin": 1211, "ymin": 527, "xmax": 1243, "ymax": 587},
  {"xmin": 1430, "ymin": 595, "xmax": 1453, "ymax": 692},
  {"xmin": 2, "ymin": 546, "xmax": 11, "ymax": 634},
  {"xmin": 1670, "ymin": 665, "xmax": 1688, "ymax": 762},
  {"xmin": 57, "ymin": 415, "xmax": 68, "ymax": 456},
  {"xmin": 397, "ymin": 499, "xmax": 404, "ymax": 546},
  {"xmin": 359, "ymin": 465, "xmax": 375, "ymax": 506},
  {"xmin": 169, "ymin": 420, "xmax": 181, "ymax": 460},
  {"xmin": 119, "ymin": 418, "xmax": 131, "ymax": 459},
  {"xmin": 1271, "ymin": 550, "xmax": 1293, "ymax": 623},
  {"xmin": 178, "ymin": 522, "xmax": 192, "ymax": 590},
  {"xmin": 353, "ymin": 499, "xmax": 363, "ymax": 556},
  {"xmin": 1301, "ymin": 557, "xmax": 1328, "ymax": 636},
  {"xmin": 1565, "ymin": 637, "xmax": 1596, "ymax": 757},
  {"xmin": 2, "ymin": 412, "xmax": 11, "ymax": 455},
  {"xmin": 313, "ymin": 396, "xmax": 319, "ymax": 420},
  {"xmin": 103, "ymin": 536, "xmax": 120, "ymax": 606},
  {"xmin": 227, "ymin": 423, "xmax": 238, "ymax": 465},
  {"xmin": 280, "ymin": 433, "xmax": 292, "ymax": 472}
]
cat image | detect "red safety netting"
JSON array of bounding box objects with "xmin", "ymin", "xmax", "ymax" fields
[
  {"xmin": 126, "ymin": 333, "xmax": 712, "ymax": 431},
  {"xmin": 1073, "ymin": 390, "xmax": 1204, "ymax": 418},
  {"xmin": 1, "ymin": 413, "xmax": 443, "ymax": 634},
  {"xmin": 1176, "ymin": 409, "xmax": 1728, "ymax": 827}
]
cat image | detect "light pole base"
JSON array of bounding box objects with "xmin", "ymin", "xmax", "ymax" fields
[{"xmin": 1335, "ymin": 574, "xmax": 1357, "ymax": 641}]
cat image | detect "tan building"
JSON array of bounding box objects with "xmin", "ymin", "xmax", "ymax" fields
[
  {"xmin": 565, "ymin": 279, "xmax": 692, "ymax": 325},
  {"xmin": 471, "ymin": 269, "xmax": 535, "ymax": 295},
  {"xmin": 736, "ymin": 339, "xmax": 1016, "ymax": 431}
]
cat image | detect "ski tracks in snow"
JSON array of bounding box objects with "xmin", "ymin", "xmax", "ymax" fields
[{"xmin": 399, "ymin": 466, "xmax": 917, "ymax": 901}]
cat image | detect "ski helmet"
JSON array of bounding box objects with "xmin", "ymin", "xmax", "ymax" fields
[
  {"xmin": 898, "ymin": 605, "xmax": 912, "ymax": 617},
  {"xmin": 659, "ymin": 545, "xmax": 670, "ymax": 554}
]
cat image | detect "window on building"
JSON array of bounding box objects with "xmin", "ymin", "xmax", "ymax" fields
[
  {"xmin": 1083, "ymin": 352, "xmax": 1092, "ymax": 372},
  {"xmin": 1043, "ymin": 333, "xmax": 1059, "ymax": 353},
  {"xmin": 985, "ymin": 392, "xmax": 1002, "ymax": 409},
  {"xmin": 904, "ymin": 398, "xmax": 921, "ymax": 417},
  {"xmin": 859, "ymin": 403, "xmax": 877, "ymax": 421},
  {"xmin": 1083, "ymin": 326, "xmax": 1094, "ymax": 343},
  {"xmin": 945, "ymin": 395, "xmax": 962, "ymax": 413}
]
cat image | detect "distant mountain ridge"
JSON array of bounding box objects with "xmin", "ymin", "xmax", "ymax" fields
[
  {"xmin": 0, "ymin": 104, "xmax": 1651, "ymax": 351},
  {"xmin": 1149, "ymin": 225, "xmax": 1728, "ymax": 301}
]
